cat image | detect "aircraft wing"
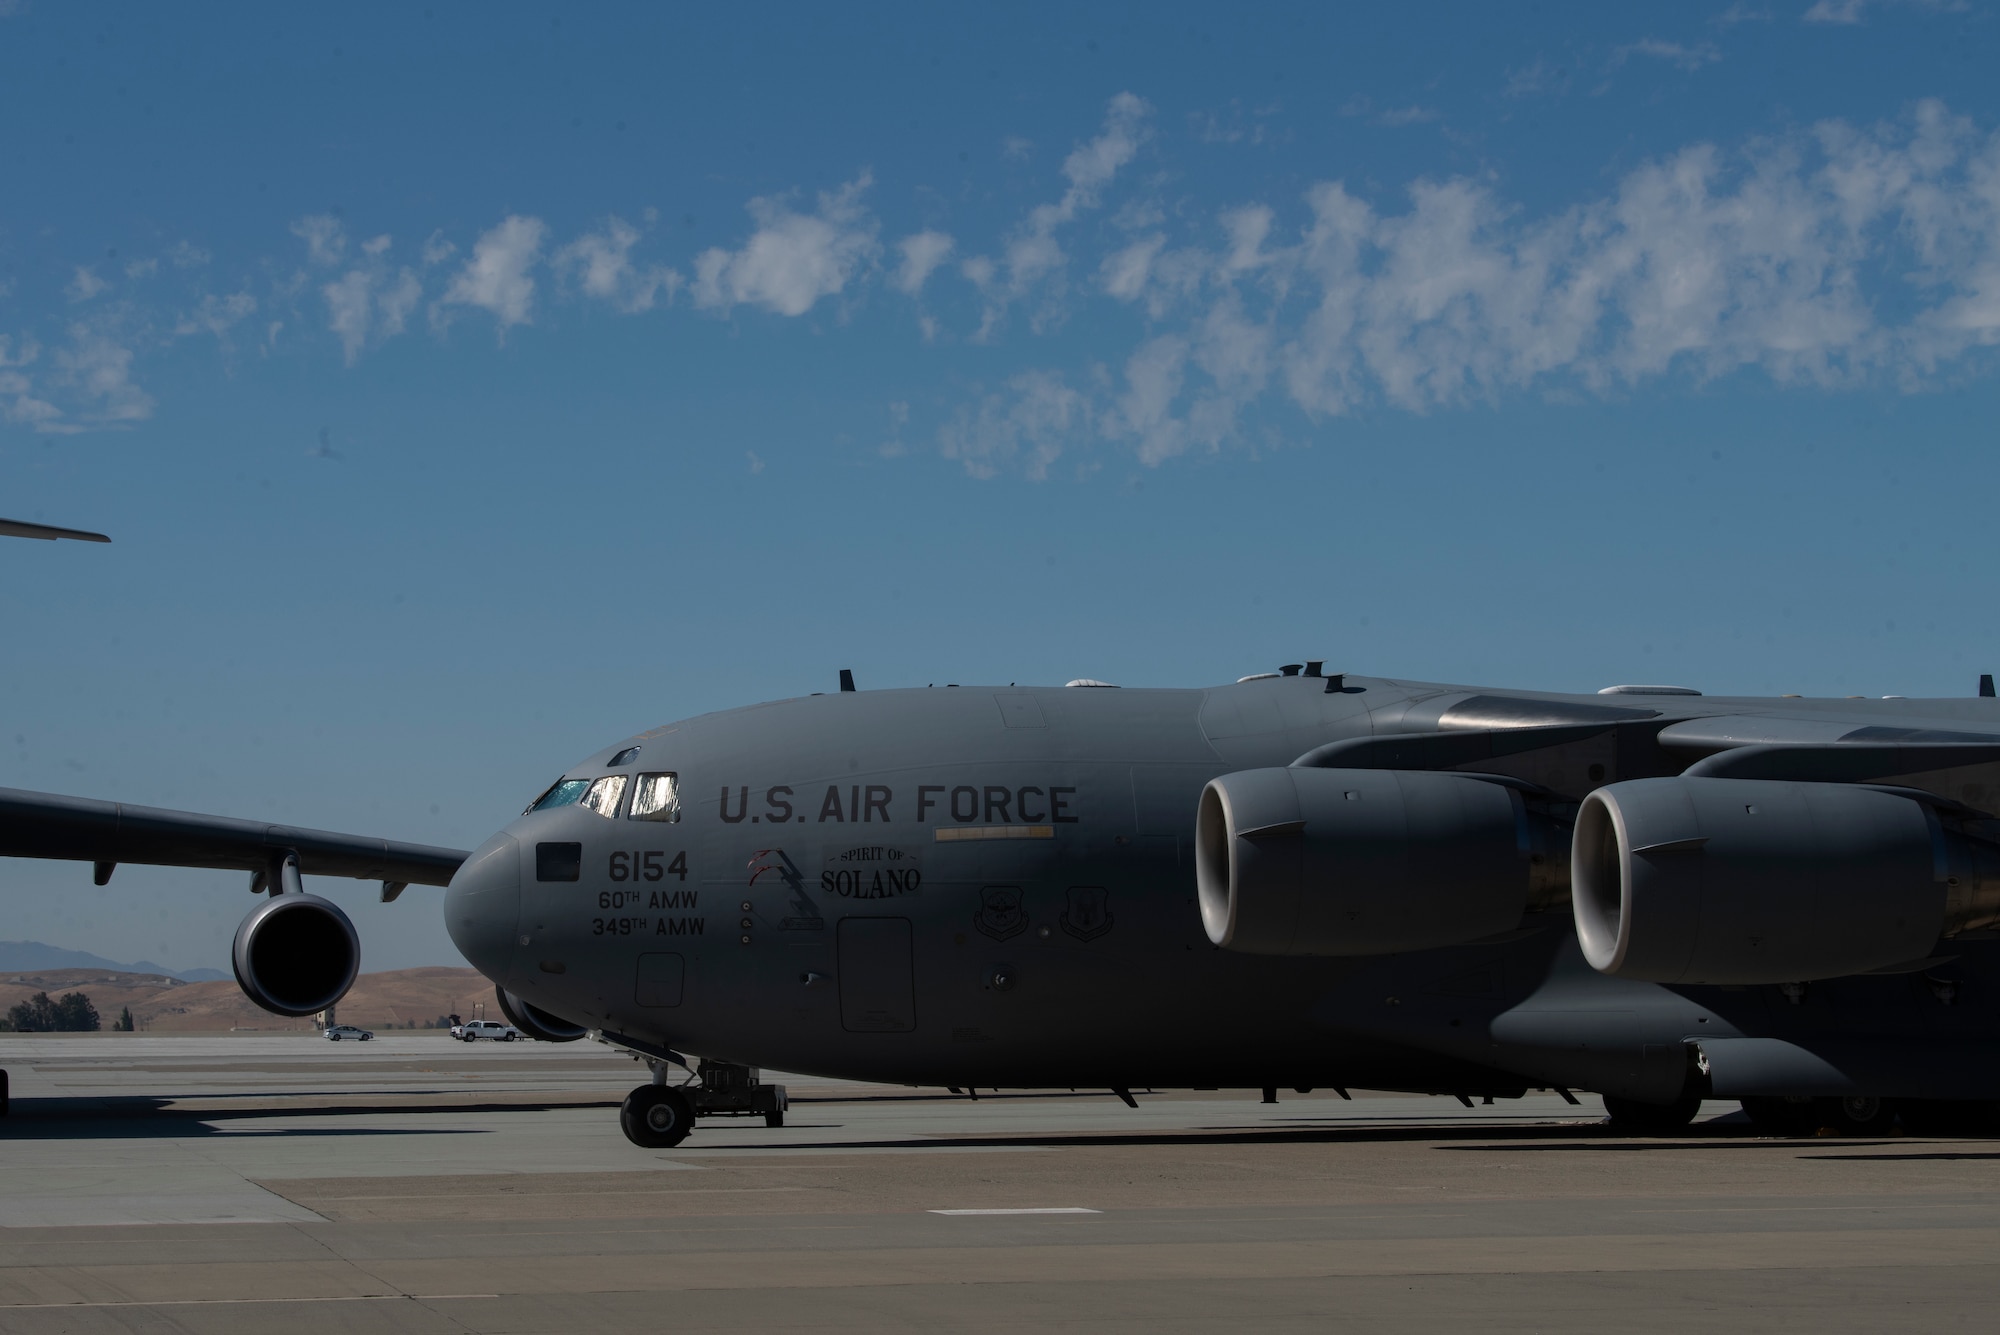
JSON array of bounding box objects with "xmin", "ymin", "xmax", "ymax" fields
[
  {"xmin": 0, "ymin": 517, "xmax": 111, "ymax": 542},
  {"xmin": 0, "ymin": 787, "xmax": 467, "ymax": 890},
  {"xmin": 1656, "ymin": 715, "xmax": 2000, "ymax": 752}
]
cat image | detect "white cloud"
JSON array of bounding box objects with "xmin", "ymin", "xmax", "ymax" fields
[
  {"xmin": 376, "ymin": 270, "xmax": 421, "ymax": 337},
  {"xmin": 892, "ymin": 230, "xmax": 954, "ymax": 296},
  {"xmin": 692, "ymin": 174, "xmax": 879, "ymax": 316},
  {"xmin": 0, "ymin": 335, "xmax": 61, "ymax": 429},
  {"xmin": 173, "ymin": 291, "xmax": 257, "ymax": 343},
  {"xmin": 0, "ymin": 323, "xmax": 152, "ymax": 433},
  {"xmin": 53, "ymin": 323, "xmax": 153, "ymax": 428},
  {"xmin": 1191, "ymin": 100, "xmax": 1277, "ymax": 145},
  {"xmin": 291, "ymin": 214, "xmax": 346, "ymax": 266},
  {"xmin": 1060, "ymin": 92, "xmax": 1149, "ymax": 207},
  {"xmin": 325, "ymin": 270, "xmax": 375, "ymax": 361},
  {"xmin": 435, "ymin": 215, "xmax": 547, "ymax": 333},
  {"xmin": 1503, "ymin": 59, "xmax": 1563, "ymax": 98},
  {"xmin": 1612, "ymin": 38, "xmax": 1723, "ymax": 71},
  {"xmin": 20, "ymin": 90, "xmax": 2000, "ymax": 474},
  {"xmin": 66, "ymin": 267, "xmax": 107, "ymax": 302},
  {"xmin": 934, "ymin": 98, "xmax": 2000, "ymax": 477},
  {"xmin": 1342, "ymin": 95, "xmax": 1444, "ymax": 127},
  {"xmin": 965, "ymin": 92, "xmax": 1152, "ymax": 336},
  {"xmin": 556, "ymin": 216, "xmax": 682, "ymax": 313},
  {"xmin": 167, "ymin": 240, "xmax": 211, "ymax": 269},
  {"xmin": 1100, "ymin": 234, "xmax": 1166, "ymax": 301},
  {"xmin": 1804, "ymin": 0, "xmax": 1967, "ymax": 20},
  {"xmin": 305, "ymin": 232, "xmax": 424, "ymax": 364},
  {"xmin": 960, "ymin": 255, "xmax": 996, "ymax": 290},
  {"xmin": 938, "ymin": 370, "xmax": 1090, "ymax": 480}
]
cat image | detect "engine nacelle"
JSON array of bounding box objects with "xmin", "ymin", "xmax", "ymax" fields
[
  {"xmin": 495, "ymin": 987, "xmax": 586, "ymax": 1042},
  {"xmin": 1196, "ymin": 766, "xmax": 1564, "ymax": 955},
  {"xmin": 1573, "ymin": 776, "xmax": 2000, "ymax": 984},
  {"xmin": 231, "ymin": 893, "xmax": 361, "ymax": 1017}
]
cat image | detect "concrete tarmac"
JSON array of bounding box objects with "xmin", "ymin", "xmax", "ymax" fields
[{"xmin": 3, "ymin": 1034, "xmax": 1999, "ymax": 1332}]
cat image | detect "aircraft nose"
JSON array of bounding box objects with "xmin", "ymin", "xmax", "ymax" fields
[{"xmin": 446, "ymin": 832, "xmax": 521, "ymax": 985}]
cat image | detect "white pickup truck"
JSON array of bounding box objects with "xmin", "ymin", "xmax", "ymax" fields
[{"xmin": 451, "ymin": 1019, "xmax": 520, "ymax": 1042}]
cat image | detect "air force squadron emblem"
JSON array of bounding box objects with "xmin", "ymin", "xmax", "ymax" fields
[
  {"xmin": 748, "ymin": 849, "xmax": 824, "ymax": 931},
  {"xmin": 974, "ymin": 885, "xmax": 1027, "ymax": 941},
  {"xmin": 1061, "ymin": 885, "xmax": 1113, "ymax": 942}
]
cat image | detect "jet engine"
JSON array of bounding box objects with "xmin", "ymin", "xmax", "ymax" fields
[
  {"xmin": 495, "ymin": 987, "xmax": 586, "ymax": 1042},
  {"xmin": 1572, "ymin": 776, "xmax": 2000, "ymax": 984},
  {"xmin": 231, "ymin": 892, "xmax": 361, "ymax": 1017},
  {"xmin": 1196, "ymin": 766, "xmax": 1568, "ymax": 955}
]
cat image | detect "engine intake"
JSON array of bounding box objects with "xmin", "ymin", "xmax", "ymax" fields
[
  {"xmin": 1573, "ymin": 776, "xmax": 2000, "ymax": 984},
  {"xmin": 231, "ymin": 893, "xmax": 360, "ymax": 1017},
  {"xmin": 1196, "ymin": 766, "xmax": 1566, "ymax": 955},
  {"xmin": 495, "ymin": 987, "xmax": 586, "ymax": 1042}
]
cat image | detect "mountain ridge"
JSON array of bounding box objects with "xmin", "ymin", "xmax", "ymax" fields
[{"xmin": 0, "ymin": 940, "xmax": 229, "ymax": 982}]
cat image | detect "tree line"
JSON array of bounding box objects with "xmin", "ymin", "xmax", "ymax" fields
[{"xmin": 0, "ymin": 991, "xmax": 115, "ymax": 1032}]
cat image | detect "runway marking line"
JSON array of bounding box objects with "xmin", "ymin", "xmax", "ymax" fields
[
  {"xmin": 0, "ymin": 1295, "xmax": 499, "ymax": 1310},
  {"xmin": 929, "ymin": 1207, "xmax": 1102, "ymax": 1215}
]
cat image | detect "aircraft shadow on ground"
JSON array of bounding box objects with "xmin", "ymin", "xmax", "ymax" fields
[
  {"xmin": 670, "ymin": 1121, "xmax": 1755, "ymax": 1154},
  {"xmin": 13, "ymin": 1097, "xmax": 1980, "ymax": 1152},
  {"xmin": 1801, "ymin": 1150, "xmax": 2000, "ymax": 1161},
  {"xmin": 0, "ymin": 1095, "xmax": 582, "ymax": 1139},
  {"xmin": 0, "ymin": 1096, "xmax": 1638, "ymax": 1149}
]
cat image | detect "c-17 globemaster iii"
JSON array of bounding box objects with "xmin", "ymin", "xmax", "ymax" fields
[{"xmin": 9, "ymin": 663, "xmax": 2000, "ymax": 1147}]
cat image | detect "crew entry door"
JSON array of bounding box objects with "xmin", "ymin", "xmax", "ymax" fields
[{"xmin": 837, "ymin": 917, "xmax": 915, "ymax": 1032}]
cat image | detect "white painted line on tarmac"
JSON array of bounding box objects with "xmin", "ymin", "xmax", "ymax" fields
[
  {"xmin": 929, "ymin": 1207, "xmax": 1101, "ymax": 1215},
  {"xmin": 0, "ymin": 1295, "xmax": 500, "ymax": 1309}
]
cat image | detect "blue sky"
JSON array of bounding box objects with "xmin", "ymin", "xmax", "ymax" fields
[{"xmin": 5, "ymin": 0, "xmax": 2000, "ymax": 971}]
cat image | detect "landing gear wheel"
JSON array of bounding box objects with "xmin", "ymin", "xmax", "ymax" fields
[
  {"xmin": 1819, "ymin": 1096, "xmax": 1896, "ymax": 1137},
  {"xmin": 621, "ymin": 1085, "xmax": 695, "ymax": 1148},
  {"xmin": 1741, "ymin": 1096, "xmax": 1821, "ymax": 1136},
  {"xmin": 765, "ymin": 1110, "xmax": 785, "ymax": 1128},
  {"xmin": 1603, "ymin": 1091, "xmax": 1703, "ymax": 1134}
]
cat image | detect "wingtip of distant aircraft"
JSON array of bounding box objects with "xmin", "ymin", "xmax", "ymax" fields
[{"xmin": 0, "ymin": 517, "xmax": 111, "ymax": 543}]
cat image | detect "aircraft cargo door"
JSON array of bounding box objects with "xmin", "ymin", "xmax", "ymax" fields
[{"xmin": 837, "ymin": 917, "xmax": 916, "ymax": 1033}]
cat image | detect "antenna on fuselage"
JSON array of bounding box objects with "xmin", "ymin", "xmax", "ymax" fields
[{"xmin": 838, "ymin": 668, "xmax": 856, "ymax": 693}]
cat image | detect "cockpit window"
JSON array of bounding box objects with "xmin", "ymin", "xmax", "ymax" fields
[
  {"xmin": 581, "ymin": 774, "xmax": 628, "ymax": 818},
  {"xmin": 629, "ymin": 772, "xmax": 681, "ymax": 823},
  {"xmin": 607, "ymin": 746, "xmax": 641, "ymax": 767},
  {"xmin": 526, "ymin": 778, "xmax": 590, "ymax": 814}
]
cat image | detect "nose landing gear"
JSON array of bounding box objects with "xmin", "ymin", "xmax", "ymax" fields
[
  {"xmin": 620, "ymin": 1084, "xmax": 696, "ymax": 1148},
  {"xmin": 600, "ymin": 1030, "xmax": 790, "ymax": 1148}
]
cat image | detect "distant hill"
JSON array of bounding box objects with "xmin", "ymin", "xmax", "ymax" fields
[
  {"xmin": 0, "ymin": 940, "xmax": 229, "ymax": 982},
  {"xmin": 0, "ymin": 964, "xmax": 494, "ymax": 1032}
]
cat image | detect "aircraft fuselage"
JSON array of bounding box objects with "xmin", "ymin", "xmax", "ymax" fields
[{"xmin": 445, "ymin": 675, "xmax": 2000, "ymax": 1102}]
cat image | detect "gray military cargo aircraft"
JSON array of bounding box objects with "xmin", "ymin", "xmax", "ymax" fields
[{"xmin": 9, "ymin": 662, "xmax": 2000, "ymax": 1147}]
